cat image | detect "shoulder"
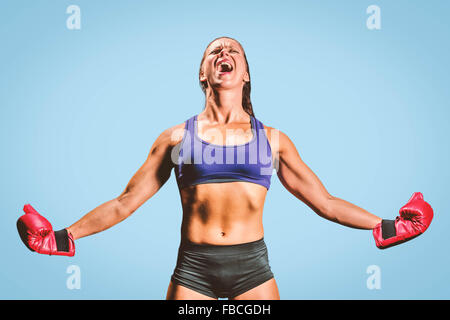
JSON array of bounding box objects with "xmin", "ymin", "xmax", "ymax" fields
[
  {"xmin": 155, "ymin": 121, "xmax": 187, "ymax": 149},
  {"xmin": 259, "ymin": 122, "xmax": 293, "ymax": 166},
  {"xmin": 260, "ymin": 123, "xmax": 295, "ymax": 156}
]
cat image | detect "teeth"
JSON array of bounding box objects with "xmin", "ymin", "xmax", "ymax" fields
[{"xmin": 218, "ymin": 62, "xmax": 232, "ymax": 72}]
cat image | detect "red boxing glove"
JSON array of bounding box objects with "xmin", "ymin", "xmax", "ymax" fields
[
  {"xmin": 373, "ymin": 192, "xmax": 433, "ymax": 249},
  {"xmin": 16, "ymin": 204, "xmax": 75, "ymax": 256}
]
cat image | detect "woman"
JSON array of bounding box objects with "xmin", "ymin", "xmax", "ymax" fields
[{"xmin": 17, "ymin": 36, "xmax": 433, "ymax": 300}]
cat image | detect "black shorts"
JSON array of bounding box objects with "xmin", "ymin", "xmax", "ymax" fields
[{"xmin": 170, "ymin": 237, "xmax": 274, "ymax": 299}]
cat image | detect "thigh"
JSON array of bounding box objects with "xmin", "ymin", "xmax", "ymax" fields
[
  {"xmin": 230, "ymin": 278, "xmax": 280, "ymax": 300},
  {"xmin": 166, "ymin": 281, "xmax": 217, "ymax": 300}
]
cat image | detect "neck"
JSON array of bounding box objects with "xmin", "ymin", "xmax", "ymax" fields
[{"xmin": 202, "ymin": 87, "xmax": 247, "ymax": 123}]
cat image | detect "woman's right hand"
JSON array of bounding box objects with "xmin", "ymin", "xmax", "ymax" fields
[{"xmin": 17, "ymin": 204, "xmax": 75, "ymax": 256}]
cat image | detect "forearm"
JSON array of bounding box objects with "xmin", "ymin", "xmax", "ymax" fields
[
  {"xmin": 322, "ymin": 196, "xmax": 382, "ymax": 230},
  {"xmin": 66, "ymin": 198, "xmax": 130, "ymax": 240}
]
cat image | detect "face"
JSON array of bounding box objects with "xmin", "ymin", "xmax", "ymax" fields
[{"xmin": 199, "ymin": 38, "xmax": 250, "ymax": 91}]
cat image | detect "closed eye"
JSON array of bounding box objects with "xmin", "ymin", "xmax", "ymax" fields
[{"xmin": 209, "ymin": 48, "xmax": 239, "ymax": 55}]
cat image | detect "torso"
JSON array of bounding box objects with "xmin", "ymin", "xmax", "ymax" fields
[
  {"xmin": 169, "ymin": 114, "xmax": 279, "ymax": 245},
  {"xmin": 179, "ymin": 182, "xmax": 267, "ymax": 244}
]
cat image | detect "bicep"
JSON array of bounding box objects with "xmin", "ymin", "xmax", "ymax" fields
[
  {"xmin": 276, "ymin": 131, "xmax": 332, "ymax": 216},
  {"xmin": 117, "ymin": 130, "xmax": 174, "ymax": 214}
]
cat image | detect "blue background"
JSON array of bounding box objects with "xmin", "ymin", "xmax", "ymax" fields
[{"xmin": 1, "ymin": 0, "xmax": 449, "ymax": 299}]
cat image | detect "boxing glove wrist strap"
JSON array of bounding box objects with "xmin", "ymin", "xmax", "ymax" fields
[
  {"xmin": 381, "ymin": 219, "xmax": 396, "ymax": 240},
  {"xmin": 54, "ymin": 229, "xmax": 70, "ymax": 252}
]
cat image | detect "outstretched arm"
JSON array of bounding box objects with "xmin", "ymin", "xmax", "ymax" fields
[
  {"xmin": 275, "ymin": 129, "xmax": 381, "ymax": 230},
  {"xmin": 67, "ymin": 128, "xmax": 175, "ymax": 240}
]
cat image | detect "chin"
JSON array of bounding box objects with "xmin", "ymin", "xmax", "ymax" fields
[
  {"xmin": 214, "ymin": 77, "xmax": 240, "ymax": 87},
  {"xmin": 212, "ymin": 82, "xmax": 241, "ymax": 91}
]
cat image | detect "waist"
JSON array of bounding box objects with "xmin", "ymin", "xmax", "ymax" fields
[
  {"xmin": 180, "ymin": 214, "xmax": 264, "ymax": 245},
  {"xmin": 179, "ymin": 237, "xmax": 267, "ymax": 255}
]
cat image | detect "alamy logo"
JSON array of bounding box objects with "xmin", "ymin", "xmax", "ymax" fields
[
  {"xmin": 170, "ymin": 123, "xmax": 279, "ymax": 175},
  {"xmin": 66, "ymin": 265, "xmax": 81, "ymax": 290},
  {"xmin": 66, "ymin": 5, "xmax": 81, "ymax": 30},
  {"xmin": 366, "ymin": 265, "xmax": 381, "ymax": 290},
  {"xmin": 366, "ymin": 5, "xmax": 381, "ymax": 30}
]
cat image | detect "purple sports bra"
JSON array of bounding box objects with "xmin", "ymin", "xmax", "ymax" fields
[{"xmin": 174, "ymin": 114, "xmax": 273, "ymax": 190}]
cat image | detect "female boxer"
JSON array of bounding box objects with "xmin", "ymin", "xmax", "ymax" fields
[{"xmin": 17, "ymin": 37, "xmax": 433, "ymax": 300}]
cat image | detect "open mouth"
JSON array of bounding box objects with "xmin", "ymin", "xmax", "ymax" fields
[{"xmin": 217, "ymin": 60, "xmax": 234, "ymax": 73}]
